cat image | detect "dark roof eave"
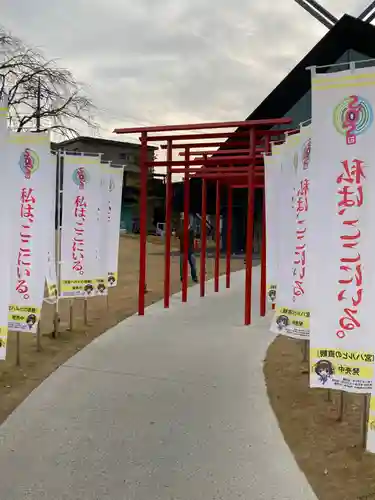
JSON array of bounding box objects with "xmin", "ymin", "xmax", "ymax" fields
[
  {"xmin": 55, "ymin": 136, "xmax": 157, "ymax": 151},
  {"xmin": 245, "ymin": 14, "xmax": 375, "ymax": 124}
]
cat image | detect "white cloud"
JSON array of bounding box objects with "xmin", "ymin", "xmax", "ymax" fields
[{"xmin": 1, "ymin": 0, "xmax": 372, "ymax": 139}]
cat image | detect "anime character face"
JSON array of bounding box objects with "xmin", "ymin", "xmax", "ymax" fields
[
  {"xmin": 97, "ymin": 283, "xmax": 106, "ymax": 294},
  {"xmin": 84, "ymin": 284, "xmax": 94, "ymax": 295},
  {"xmin": 26, "ymin": 314, "xmax": 37, "ymax": 329},
  {"xmin": 315, "ymin": 360, "xmax": 334, "ymax": 385},
  {"xmin": 276, "ymin": 314, "xmax": 289, "ymax": 331},
  {"xmin": 268, "ymin": 289, "xmax": 276, "ymax": 302},
  {"xmin": 108, "ymin": 276, "xmax": 115, "ymax": 285}
]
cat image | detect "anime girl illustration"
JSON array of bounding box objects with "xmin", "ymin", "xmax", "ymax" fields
[
  {"xmin": 108, "ymin": 275, "xmax": 116, "ymax": 286},
  {"xmin": 315, "ymin": 360, "xmax": 334, "ymax": 385},
  {"xmin": 268, "ymin": 288, "xmax": 276, "ymax": 302},
  {"xmin": 26, "ymin": 314, "xmax": 37, "ymax": 330},
  {"xmin": 97, "ymin": 283, "xmax": 106, "ymax": 294},
  {"xmin": 276, "ymin": 314, "xmax": 289, "ymax": 331},
  {"xmin": 84, "ymin": 283, "xmax": 94, "ymax": 296}
]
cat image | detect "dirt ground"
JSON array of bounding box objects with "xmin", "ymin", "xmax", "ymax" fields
[
  {"xmin": 265, "ymin": 335, "xmax": 375, "ymax": 500},
  {"xmin": 0, "ymin": 235, "xmax": 244, "ymax": 425}
]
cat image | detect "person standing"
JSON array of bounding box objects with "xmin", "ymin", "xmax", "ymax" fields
[{"xmin": 177, "ymin": 221, "xmax": 198, "ymax": 283}]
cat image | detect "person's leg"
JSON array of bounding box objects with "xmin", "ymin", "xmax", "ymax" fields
[{"xmin": 188, "ymin": 252, "xmax": 198, "ymax": 282}]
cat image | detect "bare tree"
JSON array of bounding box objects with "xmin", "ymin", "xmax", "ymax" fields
[{"xmin": 0, "ymin": 27, "xmax": 98, "ymax": 138}]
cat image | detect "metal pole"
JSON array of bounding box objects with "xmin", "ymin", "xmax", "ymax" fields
[
  {"xmin": 36, "ymin": 77, "xmax": 41, "ymax": 132},
  {"xmin": 302, "ymin": 339, "xmax": 308, "ymax": 362},
  {"xmin": 68, "ymin": 300, "xmax": 73, "ymax": 331},
  {"xmin": 36, "ymin": 323, "xmax": 42, "ymax": 352},
  {"xmin": 16, "ymin": 331, "xmax": 21, "ymax": 367},
  {"xmin": 336, "ymin": 390, "xmax": 345, "ymax": 422},
  {"xmin": 138, "ymin": 131, "xmax": 148, "ymax": 315},
  {"xmin": 53, "ymin": 151, "xmax": 62, "ymax": 338},
  {"xmin": 182, "ymin": 146, "xmax": 190, "ymax": 303},
  {"xmin": 226, "ymin": 186, "xmax": 233, "ymax": 289},
  {"xmin": 361, "ymin": 394, "xmax": 369, "ymax": 449},
  {"xmin": 200, "ymin": 178, "xmax": 207, "ymax": 297},
  {"xmin": 83, "ymin": 297, "xmax": 88, "ymax": 326},
  {"xmin": 260, "ymin": 135, "xmax": 271, "ymax": 316},
  {"xmin": 164, "ymin": 139, "xmax": 173, "ymax": 308},
  {"xmin": 244, "ymin": 127, "xmax": 256, "ymax": 325},
  {"xmin": 214, "ymin": 179, "xmax": 220, "ymax": 293}
]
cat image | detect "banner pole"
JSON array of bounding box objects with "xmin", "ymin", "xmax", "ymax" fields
[
  {"xmin": 16, "ymin": 331, "xmax": 21, "ymax": 366},
  {"xmin": 53, "ymin": 150, "xmax": 63, "ymax": 338},
  {"xmin": 302, "ymin": 339, "xmax": 308, "ymax": 362},
  {"xmin": 361, "ymin": 394, "xmax": 369, "ymax": 449},
  {"xmin": 84, "ymin": 297, "xmax": 88, "ymax": 325},
  {"xmin": 68, "ymin": 300, "xmax": 73, "ymax": 331},
  {"xmin": 336, "ymin": 390, "xmax": 345, "ymax": 422},
  {"xmin": 36, "ymin": 323, "xmax": 42, "ymax": 352}
]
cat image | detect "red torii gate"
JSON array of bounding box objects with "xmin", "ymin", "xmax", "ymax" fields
[{"xmin": 114, "ymin": 118, "xmax": 291, "ymax": 325}]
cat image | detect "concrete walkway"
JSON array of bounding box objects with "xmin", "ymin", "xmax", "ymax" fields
[{"xmin": 0, "ymin": 268, "xmax": 317, "ymax": 500}]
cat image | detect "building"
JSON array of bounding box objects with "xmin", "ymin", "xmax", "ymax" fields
[
  {"xmin": 173, "ymin": 13, "xmax": 375, "ymax": 254},
  {"xmin": 54, "ymin": 136, "xmax": 162, "ymax": 232}
]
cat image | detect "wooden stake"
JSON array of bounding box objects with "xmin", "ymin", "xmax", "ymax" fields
[
  {"xmin": 84, "ymin": 298, "xmax": 88, "ymax": 326},
  {"xmin": 36, "ymin": 323, "xmax": 42, "ymax": 352},
  {"xmin": 67, "ymin": 300, "xmax": 73, "ymax": 331},
  {"xmin": 16, "ymin": 331, "xmax": 20, "ymax": 367},
  {"xmin": 326, "ymin": 389, "xmax": 332, "ymax": 402},
  {"xmin": 336, "ymin": 390, "xmax": 344, "ymax": 422},
  {"xmin": 361, "ymin": 394, "xmax": 369, "ymax": 450},
  {"xmin": 302, "ymin": 339, "xmax": 308, "ymax": 363},
  {"xmin": 53, "ymin": 311, "xmax": 60, "ymax": 337}
]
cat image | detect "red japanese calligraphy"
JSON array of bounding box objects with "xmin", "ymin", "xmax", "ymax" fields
[
  {"xmin": 336, "ymin": 159, "xmax": 365, "ymax": 339},
  {"xmin": 17, "ymin": 188, "xmax": 36, "ymax": 299},
  {"xmin": 72, "ymin": 195, "xmax": 86, "ymax": 274},
  {"xmin": 293, "ymin": 178, "xmax": 309, "ymax": 301}
]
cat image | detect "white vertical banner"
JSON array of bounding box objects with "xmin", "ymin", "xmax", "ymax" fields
[
  {"xmin": 96, "ymin": 163, "xmax": 110, "ymax": 297},
  {"xmin": 45, "ymin": 153, "xmax": 58, "ymax": 300},
  {"xmin": 292, "ymin": 125, "xmax": 312, "ymax": 335},
  {"xmin": 308, "ymin": 67, "xmax": 375, "ymax": 394},
  {"xmin": 264, "ymin": 148, "xmax": 280, "ymax": 304},
  {"xmin": 8, "ymin": 132, "xmax": 54, "ymax": 334},
  {"xmin": 0, "ymin": 104, "xmax": 12, "ymax": 358},
  {"xmin": 60, "ymin": 153, "xmax": 103, "ymax": 298},
  {"xmin": 107, "ymin": 165, "xmax": 124, "ymax": 287},
  {"xmin": 271, "ymin": 133, "xmax": 310, "ymax": 339}
]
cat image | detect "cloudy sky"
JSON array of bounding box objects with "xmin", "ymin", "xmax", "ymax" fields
[{"xmin": 1, "ymin": 0, "xmax": 372, "ymax": 140}]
